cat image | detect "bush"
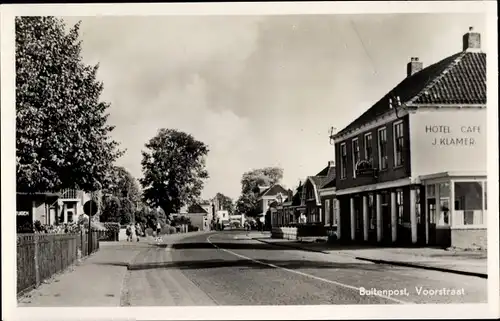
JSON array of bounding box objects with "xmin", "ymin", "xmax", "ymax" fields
[
  {"xmin": 188, "ymin": 224, "xmax": 199, "ymax": 232},
  {"xmin": 102, "ymin": 222, "xmax": 120, "ymax": 241},
  {"xmin": 34, "ymin": 220, "xmax": 43, "ymax": 232},
  {"xmin": 296, "ymin": 223, "xmax": 327, "ymax": 237}
]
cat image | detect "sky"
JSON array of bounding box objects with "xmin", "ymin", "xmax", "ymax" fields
[{"xmin": 62, "ymin": 13, "xmax": 486, "ymax": 200}]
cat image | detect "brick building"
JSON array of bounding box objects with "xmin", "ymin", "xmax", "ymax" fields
[{"xmin": 331, "ymin": 27, "xmax": 487, "ymax": 249}]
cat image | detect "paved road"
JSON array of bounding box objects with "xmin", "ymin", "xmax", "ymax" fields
[{"xmin": 123, "ymin": 230, "xmax": 487, "ymax": 305}]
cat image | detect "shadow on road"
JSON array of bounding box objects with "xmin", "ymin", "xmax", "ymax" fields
[
  {"xmin": 169, "ymin": 241, "xmax": 419, "ymax": 252},
  {"xmin": 121, "ymin": 258, "xmax": 393, "ymax": 272}
]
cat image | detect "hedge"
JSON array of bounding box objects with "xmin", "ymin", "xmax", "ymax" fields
[{"xmin": 102, "ymin": 222, "xmax": 120, "ymax": 241}]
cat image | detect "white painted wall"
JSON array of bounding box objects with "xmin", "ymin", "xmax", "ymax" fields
[
  {"xmin": 409, "ymin": 108, "xmax": 486, "ymax": 177},
  {"xmin": 216, "ymin": 210, "xmax": 229, "ymax": 221}
]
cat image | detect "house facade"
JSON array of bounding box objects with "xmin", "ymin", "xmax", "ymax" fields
[
  {"xmin": 186, "ymin": 203, "xmax": 210, "ymax": 231},
  {"xmin": 257, "ymin": 184, "xmax": 290, "ymax": 227},
  {"xmin": 332, "ymin": 27, "xmax": 487, "ymax": 249},
  {"xmin": 17, "ymin": 189, "xmax": 97, "ymax": 232},
  {"xmin": 274, "ymin": 184, "xmax": 304, "ymax": 227},
  {"xmin": 300, "ymin": 161, "xmax": 337, "ymax": 225}
]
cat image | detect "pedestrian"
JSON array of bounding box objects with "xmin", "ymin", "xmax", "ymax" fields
[
  {"xmin": 155, "ymin": 221, "xmax": 162, "ymax": 242},
  {"xmin": 126, "ymin": 224, "xmax": 132, "ymax": 242},
  {"xmin": 135, "ymin": 223, "xmax": 141, "ymax": 242}
]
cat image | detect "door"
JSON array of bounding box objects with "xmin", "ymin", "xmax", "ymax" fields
[
  {"xmin": 416, "ymin": 187, "xmax": 426, "ymax": 245},
  {"xmin": 354, "ymin": 196, "xmax": 364, "ymax": 241},
  {"xmin": 367, "ymin": 194, "xmax": 377, "ymax": 242},
  {"xmin": 427, "ymin": 198, "xmax": 437, "ymax": 245},
  {"xmin": 426, "ymin": 184, "xmax": 437, "ymax": 245},
  {"xmin": 381, "ymin": 192, "xmax": 392, "ymax": 244}
]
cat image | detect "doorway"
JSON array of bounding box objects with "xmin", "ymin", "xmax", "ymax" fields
[
  {"xmin": 381, "ymin": 192, "xmax": 392, "ymax": 244},
  {"xmin": 416, "ymin": 187, "xmax": 426, "ymax": 245},
  {"xmin": 354, "ymin": 196, "xmax": 363, "ymax": 241}
]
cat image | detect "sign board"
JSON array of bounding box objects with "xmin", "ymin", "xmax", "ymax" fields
[
  {"xmin": 17, "ymin": 211, "xmax": 30, "ymax": 216},
  {"xmin": 409, "ymin": 109, "xmax": 486, "ymax": 177},
  {"xmin": 355, "ymin": 160, "xmax": 377, "ymax": 177},
  {"xmin": 83, "ymin": 200, "xmax": 99, "ymax": 216}
]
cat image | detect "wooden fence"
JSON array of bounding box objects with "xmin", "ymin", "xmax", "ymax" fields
[{"xmin": 17, "ymin": 231, "xmax": 100, "ymax": 295}]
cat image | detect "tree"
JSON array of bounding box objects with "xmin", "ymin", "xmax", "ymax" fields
[
  {"xmin": 235, "ymin": 193, "xmax": 260, "ymax": 217},
  {"xmin": 16, "ymin": 17, "xmax": 123, "ymax": 193},
  {"xmin": 140, "ymin": 129, "xmax": 209, "ymax": 216},
  {"xmin": 100, "ymin": 195, "xmax": 121, "ymax": 223},
  {"xmin": 100, "ymin": 166, "xmax": 141, "ymax": 224},
  {"xmin": 241, "ymin": 167, "xmax": 283, "ymax": 194},
  {"xmin": 104, "ymin": 166, "xmax": 141, "ymax": 204},
  {"xmin": 214, "ymin": 193, "xmax": 234, "ymax": 215},
  {"xmin": 236, "ymin": 166, "xmax": 283, "ymax": 217}
]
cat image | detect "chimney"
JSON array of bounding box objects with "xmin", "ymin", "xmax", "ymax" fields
[
  {"xmin": 463, "ymin": 26, "xmax": 481, "ymax": 51},
  {"xmin": 407, "ymin": 57, "xmax": 423, "ymax": 77}
]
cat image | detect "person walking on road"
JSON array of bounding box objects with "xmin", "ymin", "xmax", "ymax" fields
[
  {"xmin": 126, "ymin": 224, "xmax": 133, "ymax": 242},
  {"xmin": 135, "ymin": 223, "xmax": 141, "ymax": 242}
]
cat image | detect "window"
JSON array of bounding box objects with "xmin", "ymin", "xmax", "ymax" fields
[
  {"xmin": 454, "ymin": 182, "xmax": 484, "ymax": 225},
  {"xmin": 426, "ymin": 184, "xmax": 437, "ymax": 225},
  {"xmin": 340, "ymin": 143, "xmax": 347, "ymax": 179},
  {"xmin": 368, "ymin": 194, "xmax": 376, "ymax": 230},
  {"xmin": 396, "ymin": 189, "xmax": 404, "ymax": 224},
  {"xmin": 439, "ymin": 182, "xmax": 450, "ymax": 226},
  {"xmin": 333, "ymin": 199, "xmax": 339, "ymax": 226},
  {"xmin": 325, "ymin": 199, "xmax": 331, "ymax": 225},
  {"xmin": 352, "ymin": 138, "xmax": 360, "ymax": 178},
  {"xmin": 484, "ymin": 181, "xmax": 487, "ymax": 210},
  {"xmin": 393, "ymin": 121, "xmax": 404, "ymax": 167},
  {"xmin": 378, "ymin": 128, "xmax": 388, "ymax": 170},
  {"xmin": 364, "ymin": 133, "xmax": 373, "ymax": 161},
  {"xmin": 415, "ymin": 188, "xmax": 421, "ymax": 224}
]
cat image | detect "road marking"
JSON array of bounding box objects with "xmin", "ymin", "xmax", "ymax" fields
[{"xmin": 207, "ymin": 234, "xmax": 412, "ymax": 305}]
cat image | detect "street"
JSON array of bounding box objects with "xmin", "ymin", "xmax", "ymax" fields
[{"xmin": 122, "ymin": 230, "xmax": 487, "ymax": 305}]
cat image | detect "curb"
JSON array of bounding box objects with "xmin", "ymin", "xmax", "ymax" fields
[
  {"xmin": 254, "ymin": 237, "xmax": 487, "ymax": 279},
  {"xmin": 254, "ymin": 238, "xmax": 330, "ymax": 254},
  {"xmin": 354, "ymin": 256, "xmax": 488, "ymax": 279}
]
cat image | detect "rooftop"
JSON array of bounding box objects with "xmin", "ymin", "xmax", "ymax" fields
[{"xmin": 336, "ymin": 28, "xmax": 486, "ymax": 137}]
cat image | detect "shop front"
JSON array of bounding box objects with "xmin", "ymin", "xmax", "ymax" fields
[{"xmin": 420, "ymin": 172, "xmax": 487, "ymax": 249}]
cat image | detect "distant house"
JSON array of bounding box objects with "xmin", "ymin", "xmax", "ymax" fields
[
  {"xmin": 256, "ymin": 183, "xmax": 289, "ymax": 226},
  {"xmin": 186, "ymin": 203, "xmax": 210, "ymax": 231},
  {"xmin": 300, "ymin": 161, "xmax": 337, "ymax": 225}
]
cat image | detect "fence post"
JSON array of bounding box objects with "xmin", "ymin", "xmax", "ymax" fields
[{"xmin": 34, "ymin": 235, "xmax": 40, "ymax": 286}]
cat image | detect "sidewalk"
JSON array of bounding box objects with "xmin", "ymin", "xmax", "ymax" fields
[
  {"xmin": 17, "ymin": 231, "xmax": 212, "ymax": 307},
  {"xmin": 18, "ymin": 241, "xmax": 146, "ymax": 306},
  {"xmin": 254, "ymin": 237, "xmax": 487, "ymax": 278}
]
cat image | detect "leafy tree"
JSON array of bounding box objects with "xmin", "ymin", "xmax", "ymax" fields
[
  {"xmin": 104, "ymin": 166, "xmax": 141, "ymax": 204},
  {"xmin": 119, "ymin": 197, "xmax": 133, "ymax": 225},
  {"xmin": 100, "ymin": 195, "xmax": 121, "ymax": 223},
  {"xmin": 140, "ymin": 129, "xmax": 209, "ymax": 216},
  {"xmin": 241, "ymin": 167, "xmax": 283, "ymax": 194},
  {"xmin": 214, "ymin": 193, "xmax": 234, "ymax": 215},
  {"xmin": 101, "ymin": 166, "xmax": 142, "ymax": 224},
  {"xmin": 236, "ymin": 166, "xmax": 283, "ymax": 217},
  {"xmin": 236, "ymin": 193, "xmax": 260, "ymax": 217},
  {"xmin": 16, "ymin": 17, "xmax": 122, "ymax": 193}
]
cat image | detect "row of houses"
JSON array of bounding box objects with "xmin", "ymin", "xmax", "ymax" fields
[{"xmin": 268, "ymin": 27, "xmax": 488, "ymax": 249}]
